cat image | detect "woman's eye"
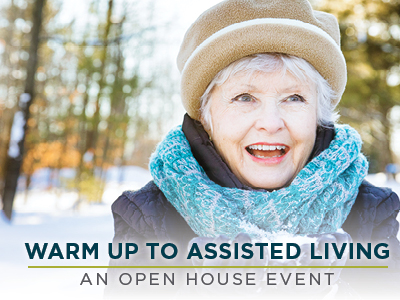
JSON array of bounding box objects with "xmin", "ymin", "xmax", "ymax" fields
[
  {"xmin": 285, "ymin": 94, "xmax": 305, "ymax": 102},
  {"xmin": 232, "ymin": 94, "xmax": 253, "ymax": 102}
]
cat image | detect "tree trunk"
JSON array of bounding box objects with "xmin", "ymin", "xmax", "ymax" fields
[
  {"xmin": 98, "ymin": 17, "xmax": 124, "ymax": 194},
  {"xmin": 86, "ymin": 0, "xmax": 114, "ymax": 174},
  {"xmin": 0, "ymin": 0, "xmax": 16, "ymax": 201},
  {"xmin": 1, "ymin": 0, "xmax": 46, "ymax": 220},
  {"xmin": 381, "ymin": 106, "xmax": 395, "ymax": 171}
]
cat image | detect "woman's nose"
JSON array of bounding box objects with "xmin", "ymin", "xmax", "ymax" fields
[{"xmin": 254, "ymin": 102, "xmax": 285, "ymax": 134}]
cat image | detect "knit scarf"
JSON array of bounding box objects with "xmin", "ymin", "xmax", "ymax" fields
[{"xmin": 149, "ymin": 125, "xmax": 368, "ymax": 239}]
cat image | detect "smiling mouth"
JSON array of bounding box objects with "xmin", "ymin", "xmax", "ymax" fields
[{"xmin": 246, "ymin": 144, "xmax": 288, "ymax": 158}]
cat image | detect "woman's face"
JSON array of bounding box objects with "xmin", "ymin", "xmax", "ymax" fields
[{"xmin": 207, "ymin": 71, "xmax": 318, "ymax": 190}]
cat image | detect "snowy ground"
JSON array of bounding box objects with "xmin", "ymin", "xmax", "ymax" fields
[
  {"xmin": 0, "ymin": 166, "xmax": 152, "ymax": 300},
  {"xmin": 1, "ymin": 169, "xmax": 399, "ymax": 300}
]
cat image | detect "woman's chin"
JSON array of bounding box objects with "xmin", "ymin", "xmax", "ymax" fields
[
  {"xmin": 238, "ymin": 153, "xmax": 295, "ymax": 190},
  {"xmin": 240, "ymin": 172, "xmax": 292, "ymax": 190}
]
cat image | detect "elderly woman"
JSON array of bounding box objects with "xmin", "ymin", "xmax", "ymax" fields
[{"xmin": 110, "ymin": 0, "xmax": 400, "ymax": 273}]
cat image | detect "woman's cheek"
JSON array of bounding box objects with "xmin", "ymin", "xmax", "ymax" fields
[
  {"xmin": 283, "ymin": 105, "xmax": 317, "ymax": 129},
  {"xmin": 214, "ymin": 106, "xmax": 247, "ymax": 135}
]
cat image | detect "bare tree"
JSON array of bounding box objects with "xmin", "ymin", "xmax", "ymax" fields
[
  {"xmin": 1, "ymin": 0, "xmax": 47, "ymax": 220},
  {"xmin": 86, "ymin": 0, "xmax": 114, "ymax": 171}
]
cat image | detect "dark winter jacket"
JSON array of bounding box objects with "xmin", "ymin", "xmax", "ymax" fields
[
  {"xmin": 111, "ymin": 115, "xmax": 400, "ymax": 248},
  {"xmin": 108, "ymin": 115, "xmax": 400, "ymax": 298}
]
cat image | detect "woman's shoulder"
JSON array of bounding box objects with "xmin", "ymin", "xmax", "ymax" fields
[
  {"xmin": 354, "ymin": 180, "xmax": 400, "ymax": 222},
  {"xmin": 112, "ymin": 181, "xmax": 166, "ymax": 217},
  {"xmin": 343, "ymin": 180, "xmax": 400, "ymax": 243},
  {"xmin": 111, "ymin": 181, "xmax": 169, "ymax": 240},
  {"xmin": 111, "ymin": 181, "xmax": 195, "ymax": 242},
  {"xmin": 357, "ymin": 180, "xmax": 399, "ymax": 205}
]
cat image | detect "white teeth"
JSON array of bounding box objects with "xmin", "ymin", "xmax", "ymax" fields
[{"xmin": 249, "ymin": 145, "xmax": 286, "ymax": 150}]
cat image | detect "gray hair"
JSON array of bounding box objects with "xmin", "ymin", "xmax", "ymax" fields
[{"xmin": 199, "ymin": 53, "xmax": 338, "ymax": 132}]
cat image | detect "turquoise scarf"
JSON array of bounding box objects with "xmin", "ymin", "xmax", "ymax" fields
[{"xmin": 149, "ymin": 125, "xmax": 368, "ymax": 239}]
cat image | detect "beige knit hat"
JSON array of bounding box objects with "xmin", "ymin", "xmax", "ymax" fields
[{"xmin": 177, "ymin": 0, "xmax": 346, "ymax": 120}]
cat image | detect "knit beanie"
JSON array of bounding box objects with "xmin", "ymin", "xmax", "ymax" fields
[{"xmin": 177, "ymin": 0, "xmax": 346, "ymax": 121}]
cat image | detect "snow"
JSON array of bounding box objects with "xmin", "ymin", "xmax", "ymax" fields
[
  {"xmin": 0, "ymin": 166, "xmax": 152, "ymax": 300},
  {"xmin": 1, "ymin": 169, "xmax": 399, "ymax": 300},
  {"xmin": 6, "ymin": 93, "xmax": 32, "ymax": 158},
  {"xmin": 7, "ymin": 111, "xmax": 26, "ymax": 158},
  {"xmin": 19, "ymin": 92, "xmax": 31, "ymax": 105}
]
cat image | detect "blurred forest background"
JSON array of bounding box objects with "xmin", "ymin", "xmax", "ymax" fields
[{"xmin": 0, "ymin": 0, "xmax": 400, "ymax": 220}]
